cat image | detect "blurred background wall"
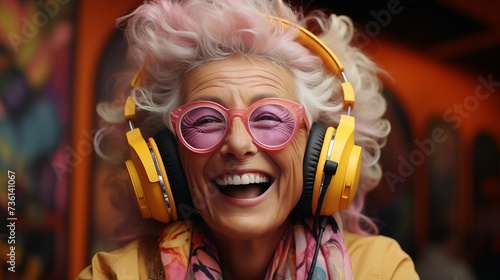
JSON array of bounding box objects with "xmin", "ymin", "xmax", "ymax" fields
[
  {"xmin": 0, "ymin": 0, "xmax": 75, "ymax": 278},
  {"xmin": 0, "ymin": 0, "xmax": 499, "ymax": 279}
]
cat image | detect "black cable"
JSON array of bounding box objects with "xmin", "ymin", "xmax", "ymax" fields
[
  {"xmin": 307, "ymin": 160, "xmax": 337, "ymax": 280},
  {"xmin": 306, "ymin": 216, "xmax": 328, "ymax": 280},
  {"xmin": 312, "ymin": 160, "xmax": 336, "ymax": 236},
  {"xmin": 312, "ymin": 180, "xmax": 328, "ymax": 238}
]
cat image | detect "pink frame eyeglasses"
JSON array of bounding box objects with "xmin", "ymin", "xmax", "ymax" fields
[{"xmin": 170, "ymin": 98, "xmax": 310, "ymax": 153}]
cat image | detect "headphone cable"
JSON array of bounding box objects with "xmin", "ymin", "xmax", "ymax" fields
[
  {"xmin": 306, "ymin": 216, "xmax": 328, "ymax": 280},
  {"xmin": 307, "ymin": 160, "xmax": 337, "ymax": 280}
]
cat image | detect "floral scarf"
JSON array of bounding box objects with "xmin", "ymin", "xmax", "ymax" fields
[{"xmin": 156, "ymin": 217, "xmax": 353, "ymax": 280}]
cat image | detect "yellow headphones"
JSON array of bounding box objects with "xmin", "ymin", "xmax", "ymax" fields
[{"xmin": 124, "ymin": 16, "xmax": 361, "ymax": 223}]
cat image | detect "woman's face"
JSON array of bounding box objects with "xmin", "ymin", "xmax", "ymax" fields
[{"xmin": 178, "ymin": 57, "xmax": 308, "ymax": 240}]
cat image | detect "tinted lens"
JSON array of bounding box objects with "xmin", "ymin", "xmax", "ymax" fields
[
  {"xmin": 180, "ymin": 107, "xmax": 226, "ymax": 150},
  {"xmin": 249, "ymin": 104, "xmax": 295, "ymax": 147}
]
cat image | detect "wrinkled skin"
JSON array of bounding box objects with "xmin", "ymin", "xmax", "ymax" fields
[{"xmin": 178, "ymin": 57, "xmax": 309, "ymax": 279}]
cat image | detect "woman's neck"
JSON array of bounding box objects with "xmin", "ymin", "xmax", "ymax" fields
[{"xmin": 209, "ymin": 217, "xmax": 292, "ymax": 280}]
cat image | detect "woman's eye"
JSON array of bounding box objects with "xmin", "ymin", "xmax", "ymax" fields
[
  {"xmin": 193, "ymin": 117, "xmax": 222, "ymax": 126},
  {"xmin": 254, "ymin": 113, "xmax": 281, "ymax": 122}
]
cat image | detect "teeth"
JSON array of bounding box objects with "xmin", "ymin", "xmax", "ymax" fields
[
  {"xmin": 241, "ymin": 174, "xmax": 249, "ymax": 184},
  {"xmin": 233, "ymin": 176, "xmax": 241, "ymax": 185},
  {"xmin": 215, "ymin": 173, "xmax": 271, "ymax": 186}
]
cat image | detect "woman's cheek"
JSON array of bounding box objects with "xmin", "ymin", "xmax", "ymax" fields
[
  {"xmin": 276, "ymin": 128, "xmax": 308, "ymax": 206},
  {"xmin": 178, "ymin": 147, "xmax": 211, "ymax": 213}
]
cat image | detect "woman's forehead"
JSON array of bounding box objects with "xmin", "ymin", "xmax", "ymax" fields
[{"xmin": 181, "ymin": 57, "xmax": 297, "ymax": 106}]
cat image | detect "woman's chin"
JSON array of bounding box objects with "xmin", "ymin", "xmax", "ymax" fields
[
  {"xmin": 211, "ymin": 219, "xmax": 274, "ymax": 241},
  {"xmin": 206, "ymin": 209, "xmax": 291, "ymax": 242}
]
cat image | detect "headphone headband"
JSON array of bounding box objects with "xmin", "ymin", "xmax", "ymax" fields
[
  {"xmin": 128, "ymin": 15, "xmax": 355, "ymax": 113},
  {"xmin": 267, "ymin": 16, "xmax": 355, "ymax": 111},
  {"xmin": 267, "ymin": 16, "xmax": 344, "ymax": 73}
]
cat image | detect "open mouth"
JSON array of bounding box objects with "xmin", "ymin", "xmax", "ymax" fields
[{"xmin": 214, "ymin": 173, "xmax": 273, "ymax": 199}]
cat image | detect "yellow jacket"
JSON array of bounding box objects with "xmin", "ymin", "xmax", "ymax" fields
[{"xmin": 77, "ymin": 231, "xmax": 419, "ymax": 279}]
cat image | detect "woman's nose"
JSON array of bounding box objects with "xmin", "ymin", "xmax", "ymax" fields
[{"xmin": 219, "ymin": 117, "xmax": 258, "ymax": 159}]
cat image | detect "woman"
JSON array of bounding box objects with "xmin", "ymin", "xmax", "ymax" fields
[{"xmin": 78, "ymin": 0, "xmax": 419, "ymax": 279}]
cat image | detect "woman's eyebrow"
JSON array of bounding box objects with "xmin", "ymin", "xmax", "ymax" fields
[
  {"xmin": 189, "ymin": 92, "xmax": 283, "ymax": 106},
  {"xmin": 189, "ymin": 96, "xmax": 224, "ymax": 104},
  {"xmin": 249, "ymin": 92, "xmax": 282, "ymax": 104}
]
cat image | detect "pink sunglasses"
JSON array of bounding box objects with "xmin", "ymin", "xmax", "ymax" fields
[{"xmin": 170, "ymin": 98, "xmax": 310, "ymax": 153}]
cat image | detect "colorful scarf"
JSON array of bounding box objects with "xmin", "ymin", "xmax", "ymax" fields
[{"xmin": 156, "ymin": 217, "xmax": 353, "ymax": 280}]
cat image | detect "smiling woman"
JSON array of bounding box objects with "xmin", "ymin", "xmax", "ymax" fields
[
  {"xmin": 77, "ymin": 0, "xmax": 419, "ymax": 279},
  {"xmin": 177, "ymin": 58, "xmax": 308, "ymax": 245}
]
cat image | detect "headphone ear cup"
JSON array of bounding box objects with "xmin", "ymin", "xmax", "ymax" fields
[
  {"xmin": 154, "ymin": 129, "xmax": 196, "ymax": 221},
  {"xmin": 296, "ymin": 123, "xmax": 327, "ymax": 217}
]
